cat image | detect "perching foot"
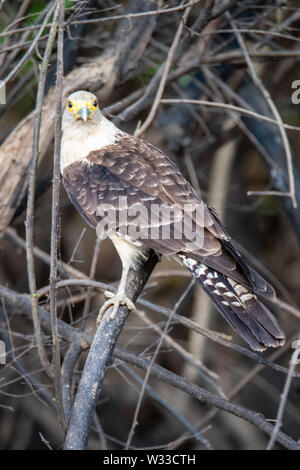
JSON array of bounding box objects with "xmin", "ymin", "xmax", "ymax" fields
[{"xmin": 96, "ymin": 290, "xmax": 136, "ymax": 326}]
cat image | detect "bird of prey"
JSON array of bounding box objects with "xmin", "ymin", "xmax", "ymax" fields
[{"xmin": 60, "ymin": 90, "xmax": 285, "ymax": 352}]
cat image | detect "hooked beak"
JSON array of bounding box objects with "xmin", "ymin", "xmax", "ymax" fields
[{"xmin": 77, "ymin": 105, "xmax": 91, "ymax": 122}]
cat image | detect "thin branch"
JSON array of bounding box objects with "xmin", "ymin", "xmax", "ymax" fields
[
  {"xmin": 34, "ymin": 277, "xmax": 300, "ymax": 380},
  {"xmin": 80, "ymin": 235, "xmax": 103, "ymax": 331},
  {"xmin": 71, "ymin": 0, "xmax": 201, "ymax": 27},
  {"xmin": 247, "ymin": 190, "xmax": 292, "ymax": 199},
  {"xmin": 61, "ymin": 339, "xmax": 83, "ymax": 423},
  {"xmin": 0, "ymin": 0, "xmax": 201, "ymax": 39},
  {"xmin": 6, "ymin": 228, "xmax": 86, "ymax": 280},
  {"xmin": 274, "ymin": 298, "xmax": 300, "ymax": 320},
  {"xmin": 160, "ymin": 99, "xmax": 300, "ymax": 133},
  {"xmin": 136, "ymin": 309, "xmax": 220, "ymax": 383},
  {"xmin": 227, "ymin": 12, "xmax": 297, "ymax": 208},
  {"xmin": 125, "ymin": 280, "xmax": 194, "ymax": 449},
  {"xmin": 135, "ymin": 4, "xmax": 192, "ymax": 137},
  {"xmin": 25, "ymin": 1, "xmax": 60, "ymax": 380},
  {"xmin": 175, "ymin": 334, "xmax": 300, "ymax": 450},
  {"xmin": 1, "ymin": 283, "xmax": 299, "ymax": 450},
  {"xmin": 49, "ymin": 0, "xmax": 66, "ymax": 431},
  {"xmin": 114, "ymin": 347, "xmax": 300, "ymax": 450},
  {"xmin": 93, "ymin": 413, "xmax": 107, "ymax": 450},
  {"xmin": 1, "ymin": 3, "xmax": 55, "ymax": 85},
  {"xmin": 120, "ymin": 363, "xmax": 213, "ymax": 450},
  {"xmin": 267, "ymin": 335, "xmax": 300, "ymax": 450}
]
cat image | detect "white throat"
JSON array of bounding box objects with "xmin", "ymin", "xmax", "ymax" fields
[{"xmin": 60, "ymin": 115, "xmax": 121, "ymax": 173}]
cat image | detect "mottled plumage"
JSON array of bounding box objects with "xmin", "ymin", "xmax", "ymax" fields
[{"xmin": 61, "ymin": 90, "xmax": 285, "ymax": 351}]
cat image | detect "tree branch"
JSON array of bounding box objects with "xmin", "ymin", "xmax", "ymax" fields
[
  {"xmin": 0, "ymin": 281, "xmax": 299, "ymax": 450},
  {"xmin": 49, "ymin": 0, "xmax": 66, "ymax": 432},
  {"xmin": 63, "ymin": 249, "xmax": 158, "ymax": 449}
]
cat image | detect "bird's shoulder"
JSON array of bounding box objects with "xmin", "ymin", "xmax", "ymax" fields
[
  {"xmin": 85, "ymin": 133, "xmax": 201, "ymax": 204},
  {"xmin": 63, "ymin": 132, "xmax": 228, "ymax": 240}
]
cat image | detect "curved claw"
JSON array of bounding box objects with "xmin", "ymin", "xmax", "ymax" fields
[
  {"xmin": 97, "ymin": 293, "xmax": 136, "ymax": 326},
  {"xmin": 104, "ymin": 290, "xmax": 114, "ymax": 300}
]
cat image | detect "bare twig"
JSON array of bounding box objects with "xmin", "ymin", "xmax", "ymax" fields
[
  {"xmin": 33, "ymin": 277, "xmax": 300, "ymax": 380},
  {"xmin": 1, "ymin": 3, "xmax": 55, "ymax": 85},
  {"xmin": 125, "ymin": 280, "xmax": 194, "ymax": 449},
  {"xmin": 80, "ymin": 236, "xmax": 103, "ymax": 331},
  {"xmin": 61, "ymin": 339, "xmax": 83, "ymax": 423},
  {"xmin": 72, "ymin": 0, "xmax": 201, "ymax": 27},
  {"xmin": 160, "ymin": 99, "xmax": 300, "ymax": 134},
  {"xmin": 227, "ymin": 12, "xmax": 297, "ymax": 209},
  {"xmin": 25, "ymin": 2, "xmax": 60, "ymax": 380},
  {"xmin": 1, "ymin": 283, "xmax": 299, "ymax": 450},
  {"xmin": 273, "ymin": 298, "xmax": 300, "ymax": 320},
  {"xmin": 120, "ymin": 363, "xmax": 213, "ymax": 450},
  {"xmin": 136, "ymin": 309, "xmax": 220, "ymax": 384},
  {"xmin": 0, "ymin": 0, "xmax": 32, "ymax": 70},
  {"xmin": 114, "ymin": 347, "xmax": 300, "ymax": 451},
  {"xmin": 175, "ymin": 335, "xmax": 300, "ymax": 450},
  {"xmin": 49, "ymin": 0, "xmax": 66, "ymax": 431},
  {"xmin": 0, "ymin": 0, "xmax": 201, "ymax": 39},
  {"xmin": 247, "ymin": 190, "xmax": 292, "ymax": 199},
  {"xmin": 5, "ymin": 228, "xmax": 87, "ymax": 280},
  {"xmin": 267, "ymin": 335, "xmax": 300, "ymax": 450},
  {"xmin": 135, "ymin": 4, "xmax": 192, "ymax": 137}
]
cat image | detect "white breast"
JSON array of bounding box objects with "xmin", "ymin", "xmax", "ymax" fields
[{"xmin": 60, "ymin": 115, "xmax": 122, "ymax": 173}]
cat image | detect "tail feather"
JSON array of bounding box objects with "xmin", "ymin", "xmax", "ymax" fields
[{"xmin": 178, "ymin": 254, "xmax": 285, "ymax": 351}]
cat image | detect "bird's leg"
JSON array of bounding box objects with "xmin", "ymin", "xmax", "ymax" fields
[{"xmin": 97, "ymin": 261, "xmax": 136, "ymax": 326}]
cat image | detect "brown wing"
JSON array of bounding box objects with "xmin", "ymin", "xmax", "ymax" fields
[{"xmin": 62, "ymin": 133, "xmax": 274, "ymax": 299}]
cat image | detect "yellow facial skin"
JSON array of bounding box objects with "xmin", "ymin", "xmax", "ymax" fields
[{"xmin": 66, "ymin": 98, "xmax": 98, "ymax": 121}]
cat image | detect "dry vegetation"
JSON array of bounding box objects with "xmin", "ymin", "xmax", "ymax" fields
[{"xmin": 0, "ymin": 0, "xmax": 300, "ymax": 450}]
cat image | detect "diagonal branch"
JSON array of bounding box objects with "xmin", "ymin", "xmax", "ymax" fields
[
  {"xmin": 135, "ymin": 4, "xmax": 193, "ymax": 137},
  {"xmin": 227, "ymin": 12, "xmax": 297, "ymax": 209},
  {"xmin": 0, "ymin": 282, "xmax": 299, "ymax": 450},
  {"xmin": 63, "ymin": 249, "xmax": 158, "ymax": 449}
]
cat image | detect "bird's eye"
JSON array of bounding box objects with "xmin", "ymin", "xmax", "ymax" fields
[
  {"xmin": 92, "ymin": 100, "xmax": 98, "ymax": 109},
  {"xmin": 67, "ymin": 100, "xmax": 73, "ymax": 109}
]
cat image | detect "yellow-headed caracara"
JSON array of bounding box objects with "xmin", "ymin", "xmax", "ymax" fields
[{"xmin": 61, "ymin": 90, "xmax": 285, "ymax": 352}]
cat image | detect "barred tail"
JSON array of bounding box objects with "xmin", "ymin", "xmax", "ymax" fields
[{"xmin": 178, "ymin": 254, "xmax": 285, "ymax": 351}]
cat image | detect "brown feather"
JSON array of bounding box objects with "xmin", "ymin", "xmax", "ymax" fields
[{"xmin": 62, "ymin": 132, "xmax": 282, "ymax": 350}]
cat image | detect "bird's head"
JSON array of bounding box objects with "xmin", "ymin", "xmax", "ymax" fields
[{"xmin": 62, "ymin": 90, "xmax": 102, "ymax": 128}]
